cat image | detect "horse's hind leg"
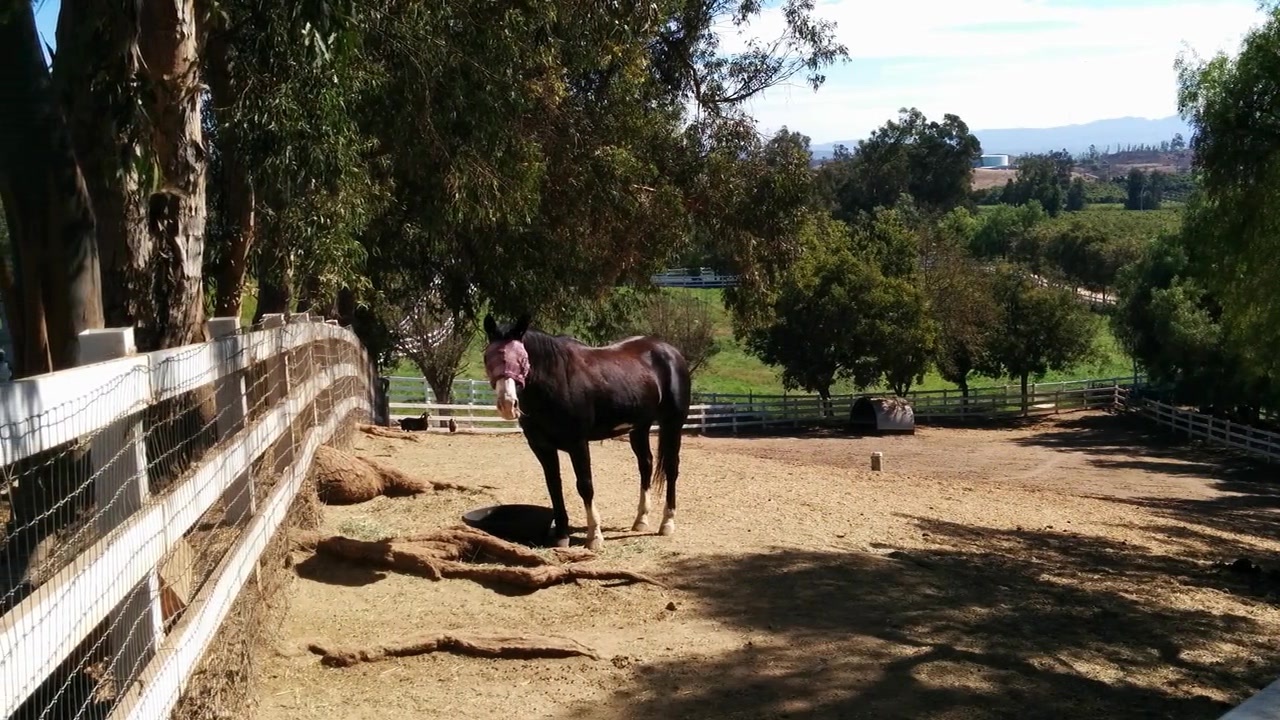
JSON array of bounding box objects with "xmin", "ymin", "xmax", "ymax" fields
[
  {"xmin": 629, "ymin": 425, "xmax": 654, "ymax": 532},
  {"xmin": 567, "ymin": 441, "xmax": 605, "ymax": 551},
  {"xmin": 655, "ymin": 421, "xmax": 682, "ymax": 537}
]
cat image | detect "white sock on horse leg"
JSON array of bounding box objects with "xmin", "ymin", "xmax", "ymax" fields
[
  {"xmin": 632, "ymin": 487, "xmax": 651, "ymax": 532},
  {"xmin": 585, "ymin": 499, "xmax": 605, "ymax": 550}
]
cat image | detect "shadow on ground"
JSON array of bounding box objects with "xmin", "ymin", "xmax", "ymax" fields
[
  {"xmin": 563, "ymin": 516, "xmax": 1279, "ymax": 720},
  {"xmin": 1009, "ymin": 413, "xmax": 1280, "ymax": 547},
  {"xmin": 1012, "ymin": 412, "xmax": 1275, "ymax": 483}
]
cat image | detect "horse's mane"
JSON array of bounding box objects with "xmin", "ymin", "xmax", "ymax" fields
[{"xmin": 520, "ymin": 329, "xmax": 583, "ymax": 379}]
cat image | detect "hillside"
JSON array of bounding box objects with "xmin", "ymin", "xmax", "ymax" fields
[{"xmin": 813, "ymin": 115, "xmax": 1194, "ymax": 160}]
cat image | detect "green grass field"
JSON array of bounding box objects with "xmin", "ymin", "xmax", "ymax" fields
[{"xmin": 390, "ymin": 287, "xmax": 1136, "ymax": 397}]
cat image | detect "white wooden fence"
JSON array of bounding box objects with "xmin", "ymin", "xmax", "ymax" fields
[
  {"xmin": 1119, "ymin": 390, "xmax": 1280, "ymax": 463},
  {"xmin": 650, "ymin": 267, "xmax": 740, "ymax": 289},
  {"xmin": 0, "ymin": 314, "xmax": 373, "ymax": 720},
  {"xmin": 649, "ymin": 267, "xmax": 1116, "ymax": 309},
  {"xmin": 387, "ymin": 376, "xmax": 1142, "ymax": 434}
]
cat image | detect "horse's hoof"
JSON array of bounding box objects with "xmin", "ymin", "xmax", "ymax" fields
[
  {"xmin": 631, "ymin": 520, "xmax": 650, "ymax": 533},
  {"xmin": 552, "ymin": 536, "xmax": 571, "ymax": 549},
  {"xmin": 585, "ymin": 536, "xmax": 604, "ymax": 552},
  {"xmin": 658, "ymin": 521, "xmax": 675, "ymax": 537}
]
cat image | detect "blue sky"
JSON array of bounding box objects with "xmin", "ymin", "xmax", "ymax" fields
[
  {"xmin": 33, "ymin": 0, "xmax": 1266, "ymax": 144},
  {"xmin": 720, "ymin": 0, "xmax": 1268, "ymax": 142}
]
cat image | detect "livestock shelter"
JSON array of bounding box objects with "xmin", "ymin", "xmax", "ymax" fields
[{"xmin": 848, "ymin": 395, "xmax": 916, "ymax": 435}]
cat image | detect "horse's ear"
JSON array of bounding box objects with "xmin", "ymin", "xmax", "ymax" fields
[
  {"xmin": 511, "ymin": 313, "xmax": 531, "ymax": 340},
  {"xmin": 483, "ymin": 313, "xmax": 499, "ymax": 340}
]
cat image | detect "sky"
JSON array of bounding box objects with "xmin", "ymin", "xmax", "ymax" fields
[
  {"xmin": 717, "ymin": 0, "xmax": 1268, "ymax": 143},
  {"xmin": 31, "ymin": 0, "xmax": 1267, "ymax": 144}
]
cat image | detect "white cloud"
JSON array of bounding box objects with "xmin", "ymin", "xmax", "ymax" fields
[{"xmin": 715, "ymin": 0, "xmax": 1266, "ymax": 143}]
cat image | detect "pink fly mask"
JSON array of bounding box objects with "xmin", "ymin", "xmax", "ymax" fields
[
  {"xmin": 482, "ymin": 313, "xmax": 532, "ymax": 388},
  {"xmin": 484, "ymin": 338, "xmax": 530, "ymax": 388}
]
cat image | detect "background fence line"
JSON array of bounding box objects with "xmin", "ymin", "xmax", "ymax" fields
[
  {"xmin": 387, "ymin": 375, "xmax": 1144, "ymax": 434},
  {"xmin": 388, "ymin": 376, "xmax": 1280, "ymax": 465},
  {"xmin": 0, "ymin": 313, "xmax": 374, "ymax": 720}
]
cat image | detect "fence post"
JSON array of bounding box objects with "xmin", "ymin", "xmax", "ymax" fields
[
  {"xmin": 79, "ymin": 327, "xmax": 162, "ymax": 699},
  {"xmin": 259, "ymin": 314, "xmax": 293, "ymax": 477},
  {"xmin": 287, "ymin": 313, "xmax": 319, "ymax": 430},
  {"xmin": 209, "ymin": 317, "xmax": 254, "ymax": 527}
]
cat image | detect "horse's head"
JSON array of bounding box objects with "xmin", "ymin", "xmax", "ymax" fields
[{"xmin": 482, "ymin": 313, "xmax": 531, "ymax": 421}]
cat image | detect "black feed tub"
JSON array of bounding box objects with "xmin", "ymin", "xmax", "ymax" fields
[{"xmin": 461, "ymin": 503, "xmax": 556, "ymax": 548}]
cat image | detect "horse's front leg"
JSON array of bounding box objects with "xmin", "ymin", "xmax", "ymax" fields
[
  {"xmin": 567, "ymin": 441, "xmax": 604, "ymax": 551},
  {"xmin": 528, "ymin": 439, "xmax": 571, "ymax": 548}
]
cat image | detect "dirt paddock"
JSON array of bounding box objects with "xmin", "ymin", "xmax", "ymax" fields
[{"xmin": 255, "ymin": 411, "xmax": 1280, "ymax": 720}]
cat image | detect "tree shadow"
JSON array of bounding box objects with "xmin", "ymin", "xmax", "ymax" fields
[
  {"xmin": 563, "ymin": 517, "xmax": 1279, "ymax": 719},
  {"xmin": 1012, "ymin": 413, "xmax": 1275, "ymax": 483},
  {"xmin": 1098, "ymin": 492, "xmax": 1280, "ymax": 552},
  {"xmin": 1007, "ymin": 414, "xmax": 1280, "ymax": 547}
]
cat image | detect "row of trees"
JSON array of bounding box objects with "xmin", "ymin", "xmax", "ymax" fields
[
  {"xmin": 1109, "ymin": 4, "xmax": 1280, "ymax": 421},
  {"xmin": 689, "ymin": 110, "xmax": 1106, "ymax": 409},
  {"xmin": 0, "ymin": 0, "xmax": 850, "ymax": 381}
]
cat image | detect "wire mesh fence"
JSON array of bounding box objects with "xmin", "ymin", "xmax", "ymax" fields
[{"xmin": 0, "ymin": 313, "xmax": 373, "ymax": 720}]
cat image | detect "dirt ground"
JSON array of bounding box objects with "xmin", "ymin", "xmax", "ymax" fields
[{"xmin": 255, "ymin": 411, "xmax": 1280, "ymax": 720}]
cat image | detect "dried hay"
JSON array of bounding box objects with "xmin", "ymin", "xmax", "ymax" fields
[
  {"xmin": 170, "ymin": 424, "xmax": 358, "ymax": 720},
  {"xmin": 294, "ymin": 524, "xmax": 666, "ymax": 592},
  {"xmin": 312, "ymin": 445, "xmax": 487, "ymax": 505},
  {"xmin": 358, "ymin": 424, "xmax": 424, "ymax": 442},
  {"xmin": 306, "ymin": 631, "xmax": 601, "ymax": 667}
]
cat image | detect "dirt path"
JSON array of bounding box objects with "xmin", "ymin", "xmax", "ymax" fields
[{"xmin": 255, "ymin": 412, "xmax": 1280, "ymax": 720}]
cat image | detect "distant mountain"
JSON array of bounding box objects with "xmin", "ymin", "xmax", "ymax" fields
[{"xmin": 810, "ymin": 115, "xmax": 1194, "ymax": 160}]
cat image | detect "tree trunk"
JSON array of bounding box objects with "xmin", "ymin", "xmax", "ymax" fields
[
  {"xmin": 424, "ymin": 376, "xmax": 454, "ymax": 406},
  {"xmin": 817, "ymin": 386, "xmax": 832, "ymax": 419},
  {"xmin": 0, "ymin": 2, "xmax": 104, "ymax": 620},
  {"xmin": 1020, "ymin": 371, "xmax": 1030, "ymax": 417},
  {"xmin": 138, "ymin": 0, "xmax": 208, "ymax": 349},
  {"xmin": 958, "ymin": 377, "xmax": 970, "ymax": 416},
  {"xmin": 53, "ymin": 0, "xmax": 146, "ymax": 345},
  {"xmin": 204, "ymin": 27, "xmax": 254, "ymax": 320},
  {"xmin": 336, "ymin": 287, "xmax": 357, "ymax": 325},
  {"xmin": 254, "ymin": 228, "xmax": 293, "ymax": 321},
  {"xmin": 1, "ymin": 0, "xmax": 106, "ymax": 377}
]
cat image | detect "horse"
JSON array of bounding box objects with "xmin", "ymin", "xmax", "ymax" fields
[{"xmin": 482, "ymin": 313, "xmax": 692, "ymax": 550}]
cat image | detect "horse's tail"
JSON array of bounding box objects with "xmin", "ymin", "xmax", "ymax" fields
[
  {"xmin": 651, "ymin": 419, "xmax": 681, "ymax": 501},
  {"xmin": 650, "ymin": 343, "xmax": 691, "ymax": 503}
]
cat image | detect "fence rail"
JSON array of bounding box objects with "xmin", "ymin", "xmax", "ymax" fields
[
  {"xmin": 1120, "ymin": 391, "xmax": 1280, "ymax": 463},
  {"xmin": 0, "ymin": 313, "xmax": 374, "ymax": 720},
  {"xmin": 650, "ymin": 268, "xmax": 740, "ymax": 288},
  {"xmin": 388, "ymin": 376, "xmax": 1143, "ymax": 434}
]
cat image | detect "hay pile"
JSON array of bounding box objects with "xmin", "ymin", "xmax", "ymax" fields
[
  {"xmin": 297, "ymin": 439, "xmax": 662, "ymax": 668},
  {"xmin": 312, "ymin": 445, "xmax": 487, "ymax": 504},
  {"xmin": 293, "ymin": 525, "xmax": 665, "ymax": 591}
]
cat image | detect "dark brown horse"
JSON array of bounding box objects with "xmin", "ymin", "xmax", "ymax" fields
[{"xmin": 482, "ymin": 314, "xmax": 691, "ymax": 550}]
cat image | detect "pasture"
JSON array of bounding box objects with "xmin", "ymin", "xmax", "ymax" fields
[
  {"xmin": 390, "ymin": 287, "xmax": 1136, "ymax": 396},
  {"xmin": 257, "ymin": 411, "xmax": 1280, "ymax": 720}
]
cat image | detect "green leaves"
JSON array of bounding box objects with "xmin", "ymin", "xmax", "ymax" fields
[
  {"xmin": 818, "ymin": 108, "xmax": 981, "ymax": 221},
  {"xmin": 740, "ymin": 209, "xmax": 935, "ymax": 398},
  {"xmin": 980, "ymin": 263, "xmax": 1097, "ymax": 389},
  {"xmin": 1174, "ymin": 7, "xmax": 1280, "ymax": 385}
]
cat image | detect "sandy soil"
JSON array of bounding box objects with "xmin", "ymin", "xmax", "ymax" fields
[{"xmin": 254, "ymin": 411, "xmax": 1280, "ymax": 720}]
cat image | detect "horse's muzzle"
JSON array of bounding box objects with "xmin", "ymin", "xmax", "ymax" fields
[
  {"xmin": 496, "ymin": 397, "xmax": 519, "ymax": 421},
  {"xmin": 494, "ymin": 377, "xmax": 520, "ymax": 421}
]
